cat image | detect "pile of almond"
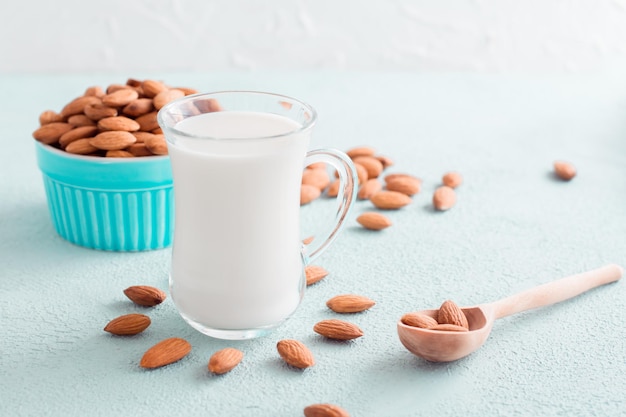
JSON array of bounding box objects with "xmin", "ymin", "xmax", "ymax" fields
[
  {"xmin": 32, "ymin": 78, "xmax": 198, "ymax": 157},
  {"xmin": 401, "ymin": 300, "xmax": 470, "ymax": 332}
]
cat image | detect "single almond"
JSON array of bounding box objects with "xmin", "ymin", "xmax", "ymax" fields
[
  {"xmin": 102, "ymin": 88, "xmax": 139, "ymax": 107},
  {"xmin": 554, "ymin": 161, "xmax": 576, "ymax": 181},
  {"xmin": 302, "ymin": 168, "xmax": 331, "ymax": 191},
  {"xmin": 106, "ymin": 83, "xmax": 133, "ymax": 94},
  {"xmin": 140, "ymin": 337, "xmax": 191, "ymax": 369},
  {"xmin": 370, "ymin": 191, "xmax": 412, "ymax": 210},
  {"xmin": 153, "ymin": 88, "xmax": 185, "ymax": 110},
  {"xmin": 123, "ymin": 98, "xmax": 155, "ymax": 117},
  {"xmin": 304, "ymin": 403, "xmax": 351, "ymax": 417},
  {"xmin": 442, "ymin": 171, "xmax": 463, "ymax": 188},
  {"xmin": 276, "ymin": 339, "xmax": 315, "ymax": 369},
  {"xmin": 208, "ymin": 347, "xmax": 244, "ymax": 374},
  {"xmin": 437, "ymin": 300, "xmax": 469, "ymax": 329},
  {"xmin": 313, "ymin": 319, "xmax": 363, "ymax": 340},
  {"xmin": 126, "ymin": 78, "xmax": 142, "ymax": 87},
  {"xmin": 352, "ymin": 156, "xmax": 384, "ymax": 179},
  {"xmin": 126, "ymin": 143, "xmax": 154, "ymax": 157},
  {"xmin": 384, "ymin": 173, "xmax": 420, "ymax": 184},
  {"xmin": 357, "ymin": 178, "xmax": 382, "ymax": 200},
  {"xmin": 67, "ymin": 114, "xmax": 96, "ymax": 127},
  {"xmin": 59, "ymin": 125, "xmax": 99, "ymax": 148},
  {"xmin": 356, "ymin": 212, "xmax": 392, "ymax": 230},
  {"xmin": 401, "ymin": 312, "xmax": 438, "ymax": 329},
  {"xmin": 39, "ymin": 110, "xmax": 64, "ymax": 125},
  {"xmin": 104, "ymin": 313, "xmax": 151, "ymax": 335},
  {"xmin": 65, "ymin": 138, "xmax": 99, "ymax": 155},
  {"xmin": 302, "ymin": 236, "xmax": 315, "ymax": 245},
  {"xmin": 431, "ymin": 323, "xmax": 469, "ymax": 332},
  {"xmin": 60, "ymin": 95, "xmax": 102, "ymax": 118},
  {"xmin": 433, "ymin": 186, "xmax": 456, "ymax": 211},
  {"xmin": 301, "ymin": 184, "xmax": 321, "ymax": 205},
  {"xmin": 142, "ymin": 80, "xmax": 168, "ymax": 98},
  {"xmin": 375, "ymin": 155, "xmax": 394, "ymax": 169},
  {"xmin": 326, "ymin": 179, "xmax": 340, "ymax": 197},
  {"xmin": 90, "ymin": 131, "xmax": 137, "ymax": 151},
  {"xmin": 98, "ymin": 116, "xmax": 141, "ymax": 132},
  {"xmin": 123, "ymin": 285, "xmax": 167, "ymax": 306},
  {"xmin": 135, "ymin": 111, "xmax": 159, "ymax": 132},
  {"xmin": 106, "ymin": 150, "xmax": 135, "ymax": 158},
  {"xmin": 131, "ymin": 131, "xmax": 155, "ymax": 143},
  {"xmin": 144, "ymin": 134, "xmax": 168, "ymax": 155},
  {"xmin": 84, "ymin": 85, "xmax": 105, "ymax": 97},
  {"xmin": 305, "ymin": 265, "xmax": 328, "ymax": 286},
  {"xmin": 326, "ymin": 294, "xmax": 376, "ymax": 313},
  {"xmin": 338, "ymin": 163, "xmax": 368, "ymax": 184},
  {"xmin": 33, "ymin": 122, "xmax": 74, "ymax": 144},
  {"xmin": 386, "ymin": 176, "xmax": 421, "ymax": 196},
  {"xmin": 84, "ymin": 103, "xmax": 118, "ymax": 121},
  {"xmin": 346, "ymin": 146, "xmax": 376, "ymax": 159}
]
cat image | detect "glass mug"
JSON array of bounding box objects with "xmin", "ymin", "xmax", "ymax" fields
[{"xmin": 158, "ymin": 91, "xmax": 357, "ymax": 339}]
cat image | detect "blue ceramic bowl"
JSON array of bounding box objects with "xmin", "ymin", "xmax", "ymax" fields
[{"xmin": 35, "ymin": 142, "xmax": 174, "ymax": 251}]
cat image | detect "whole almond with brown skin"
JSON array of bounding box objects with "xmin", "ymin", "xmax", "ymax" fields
[
  {"xmin": 195, "ymin": 98, "xmax": 223, "ymax": 113},
  {"xmin": 84, "ymin": 86, "xmax": 105, "ymax": 97},
  {"xmin": 102, "ymin": 88, "xmax": 139, "ymax": 107},
  {"xmin": 153, "ymin": 88, "xmax": 185, "ymax": 110},
  {"xmin": 301, "ymin": 184, "xmax": 321, "ymax": 205},
  {"xmin": 356, "ymin": 212, "xmax": 392, "ymax": 230},
  {"xmin": 401, "ymin": 312, "xmax": 438, "ymax": 329},
  {"xmin": 33, "ymin": 122, "xmax": 74, "ymax": 144},
  {"xmin": 106, "ymin": 150, "xmax": 135, "ymax": 158},
  {"xmin": 326, "ymin": 179, "xmax": 340, "ymax": 197},
  {"xmin": 357, "ymin": 178, "xmax": 382, "ymax": 200},
  {"xmin": 276, "ymin": 339, "xmax": 315, "ymax": 369},
  {"xmin": 67, "ymin": 114, "xmax": 96, "ymax": 127},
  {"xmin": 145, "ymin": 134, "xmax": 168, "ymax": 155},
  {"xmin": 313, "ymin": 319, "xmax": 363, "ymax": 340},
  {"xmin": 304, "ymin": 403, "xmax": 350, "ymax": 417},
  {"xmin": 39, "ymin": 110, "xmax": 64, "ymax": 125},
  {"xmin": 126, "ymin": 143, "xmax": 154, "ymax": 157},
  {"xmin": 65, "ymin": 138, "xmax": 99, "ymax": 155},
  {"xmin": 370, "ymin": 191, "xmax": 412, "ymax": 210},
  {"xmin": 123, "ymin": 98, "xmax": 154, "ymax": 117},
  {"xmin": 142, "ymin": 80, "xmax": 168, "ymax": 98},
  {"xmin": 302, "ymin": 168, "xmax": 331, "ymax": 191},
  {"xmin": 84, "ymin": 103, "xmax": 118, "ymax": 121},
  {"xmin": 326, "ymin": 294, "xmax": 376, "ymax": 313},
  {"xmin": 131, "ymin": 131, "xmax": 155, "ymax": 143},
  {"xmin": 135, "ymin": 111, "xmax": 159, "ymax": 132},
  {"xmin": 346, "ymin": 146, "xmax": 376, "ymax": 159},
  {"xmin": 442, "ymin": 171, "xmax": 463, "ymax": 188},
  {"xmin": 437, "ymin": 300, "xmax": 469, "ymax": 329},
  {"xmin": 90, "ymin": 131, "xmax": 136, "ymax": 151},
  {"xmin": 384, "ymin": 173, "xmax": 420, "ymax": 184},
  {"xmin": 59, "ymin": 125, "xmax": 99, "ymax": 148},
  {"xmin": 98, "ymin": 116, "xmax": 141, "ymax": 132},
  {"xmin": 376, "ymin": 155, "xmax": 394, "ymax": 169},
  {"xmin": 208, "ymin": 348, "xmax": 244, "ymax": 374},
  {"xmin": 433, "ymin": 186, "xmax": 456, "ymax": 211},
  {"xmin": 305, "ymin": 265, "xmax": 328, "ymax": 286},
  {"xmin": 123, "ymin": 285, "xmax": 167, "ymax": 306},
  {"xmin": 352, "ymin": 156, "xmax": 384, "ymax": 179},
  {"xmin": 432, "ymin": 323, "xmax": 469, "ymax": 332},
  {"xmin": 175, "ymin": 86, "xmax": 199, "ymax": 96},
  {"xmin": 386, "ymin": 176, "xmax": 421, "ymax": 196},
  {"xmin": 104, "ymin": 313, "xmax": 151, "ymax": 335},
  {"xmin": 337, "ymin": 163, "xmax": 368, "ymax": 185},
  {"xmin": 554, "ymin": 161, "xmax": 576, "ymax": 181},
  {"xmin": 140, "ymin": 337, "xmax": 191, "ymax": 369},
  {"xmin": 60, "ymin": 95, "xmax": 102, "ymax": 118},
  {"xmin": 106, "ymin": 84, "xmax": 132, "ymax": 94}
]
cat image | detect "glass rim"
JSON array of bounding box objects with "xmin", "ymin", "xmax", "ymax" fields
[{"xmin": 157, "ymin": 90, "xmax": 318, "ymax": 141}]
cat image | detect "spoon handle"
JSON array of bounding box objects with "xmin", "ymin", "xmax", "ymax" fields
[{"xmin": 489, "ymin": 264, "xmax": 623, "ymax": 320}]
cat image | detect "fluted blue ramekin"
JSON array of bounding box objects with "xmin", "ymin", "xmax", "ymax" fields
[{"xmin": 35, "ymin": 142, "xmax": 174, "ymax": 251}]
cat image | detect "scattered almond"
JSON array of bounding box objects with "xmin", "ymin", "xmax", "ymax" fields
[
  {"xmin": 346, "ymin": 146, "xmax": 376, "ymax": 159},
  {"xmin": 352, "ymin": 156, "xmax": 384, "ymax": 179},
  {"xmin": 401, "ymin": 312, "xmax": 438, "ymax": 329},
  {"xmin": 553, "ymin": 161, "xmax": 576, "ymax": 181},
  {"xmin": 356, "ymin": 212, "xmax": 392, "ymax": 230},
  {"xmin": 276, "ymin": 339, "xmax": 315, "ymax": 369},
  {"xmin": 140, "ymin": 337, "xmax": 192, "ymax": 369},
  {"xmin": 375, "ymin": 155, "xmax": 394, "ymax": 169},
  {"xmin": 370, "ymin": 191, "xmax": 412, "ymax": 210},
  {"xmin": 432, "ymin": 186, "xmax": 456, "ymax": 211},
  {"xmin": 326, "ymin": 294, "xmax": 375, "ymax": 313},
  {"xmin": 304, "ymin": 403, "xmax": 351, "ymax": 417},
  {"xmin": 313, "ymin": 319, "xmax": 363, "ymax": 340},
  {"xmin": 123, "ymin": 285, "xmax": 167, "ymax": 307},
  {"xmin": 357, "ymin": 178, "xmax": 382, "ymax": 200},
  {"xmin": 301, "ymin": 184, "xmax": 322, "ymax": 205},
  {"xmin": 302, "ymin": 168, "xmax": 331, "ymax": 191},
  {"xmin": 442, "ymin": 171, "xmax": 463, "ymax": 188},
  {"xmin": 437, "ymin": 300, "xmax": 469, "ymax": 329},
  {"xmin": 326, "ymin": 179, "xmax": 340, "ymax": 197},
  {"xmin": 104, "ymin": 313, "xmax": 151, "ymax": 336},
  {"xmin": 305, "ymin": 265, "xmax": 328, "ymax": 286},
  {"xmin": 386, "ymin": 176, "xmax": 421, "ymax": 196},
  {"xmin": 208, "ymin": 348, "xmax": 244, "ymax": 374}
]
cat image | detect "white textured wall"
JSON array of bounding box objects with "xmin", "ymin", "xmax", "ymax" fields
[{"xmin": 3, "ymin": 0, "xmax": 626, "ymax": 73}]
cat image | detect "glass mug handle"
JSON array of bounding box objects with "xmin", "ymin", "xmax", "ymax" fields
[{"xmin": 302, "ymin": 148, "xmax": 358, "ymax": 263}]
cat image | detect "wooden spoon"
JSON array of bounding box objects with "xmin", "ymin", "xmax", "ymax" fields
[{"xmin": 397, "ymin": 264, "xmax": 623, "ymax": 362}]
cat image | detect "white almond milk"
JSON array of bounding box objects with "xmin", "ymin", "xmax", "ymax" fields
[{"xmin": 167, "ymin": 111, "xmax": 309, "ymax": 331}]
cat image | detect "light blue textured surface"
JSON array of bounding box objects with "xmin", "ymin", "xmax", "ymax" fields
[{"xmin": 1, "ymin": 72, "xmax": 626, "ymax": 417}]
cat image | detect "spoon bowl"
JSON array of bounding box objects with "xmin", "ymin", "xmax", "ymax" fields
[{"xmin": 397, "ymin": 264, "xmax": 623, "ymax": 362}]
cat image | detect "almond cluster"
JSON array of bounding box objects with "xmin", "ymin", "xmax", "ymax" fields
[
  {"xmin": 401, "ymin": 300, "xmax": 470, "ymax": 332},
  {"xmin": 32, "ymin": 78, "xmax": 199, "ymax": 157}
]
